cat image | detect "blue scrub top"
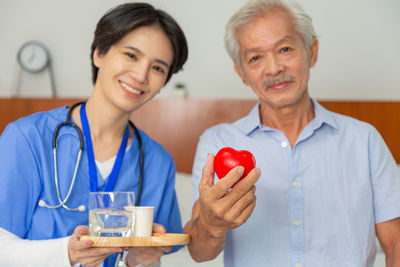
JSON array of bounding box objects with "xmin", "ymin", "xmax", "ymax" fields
[{"xmin": 0, "ymin": 106, "xmax": 182, "ymax": 254}]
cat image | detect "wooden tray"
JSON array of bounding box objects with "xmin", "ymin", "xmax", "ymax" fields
[{"xmin": 81, "ymin": 233, "xmax": 190, "ymax": 247}]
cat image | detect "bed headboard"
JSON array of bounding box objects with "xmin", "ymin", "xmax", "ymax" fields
[{"xmin": 1, "ymin": 98, "xmax": 399, "ymax": 172}]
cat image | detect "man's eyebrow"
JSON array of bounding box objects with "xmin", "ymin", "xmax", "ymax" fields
[
  {"xmin": 243, "ymin": 35, "xmax": 295, "ymax": 55},
  {"xmin": 275, "ymin": 35, "xmax": 295, "ymax": 46},
  {"xmin": 123, "ymin": 46, "xmax": 170, "ymax": 68}
]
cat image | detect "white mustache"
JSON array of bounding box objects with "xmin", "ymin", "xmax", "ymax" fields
[{"xmin": 263, "ymin": 75, "xmax": 295, "ymax": 88}]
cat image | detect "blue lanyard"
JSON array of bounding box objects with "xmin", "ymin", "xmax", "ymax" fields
[{"xmin": 79, "ymin": 102, "xmax": 129, "ymax": 192}]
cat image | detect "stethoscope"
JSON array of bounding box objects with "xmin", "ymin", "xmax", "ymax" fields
[{"xmin": 38, "ymin": 101, "xmax": 144, "ymax": 212}]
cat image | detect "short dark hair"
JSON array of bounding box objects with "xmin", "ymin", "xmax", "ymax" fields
[{"xmin": 90, "ymin": 2, "xmax": 188, "ymax": 84}]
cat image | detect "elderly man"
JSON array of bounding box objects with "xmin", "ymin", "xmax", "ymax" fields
[{"xmin": 183, "ymin": 0, "xmax": 400, "ymax": 266}]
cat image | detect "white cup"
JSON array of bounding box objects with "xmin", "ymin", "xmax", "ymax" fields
[{"xmin": 125, "ymin": 206, "xmax": 154, "ymax": 237}]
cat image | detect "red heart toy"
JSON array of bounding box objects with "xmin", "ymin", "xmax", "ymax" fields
[{"xmin": 214, "ymin": 147, "xmax": 256, "ymax": 180}]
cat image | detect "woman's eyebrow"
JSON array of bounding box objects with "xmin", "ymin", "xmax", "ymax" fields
[
  {"xmin": 124, "ymin": 45, "xmax": 143, "ymax": 55},
  {"xmin": 124, "ymin": 46, "xmax": 170, "ymax": 68}
]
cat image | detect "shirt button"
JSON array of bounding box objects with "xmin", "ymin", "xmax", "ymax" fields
[
  {"xmin": 293, "ymin": 220, "xmax": 300, "ymax": 226},
  {"xmin": 291, "ymin": 181, "xmax": 298, "ymax": 187},
  {"xmin": 296, "ymin": 264, "xmax": 302, "ymax": 267},
  {"xmin": 281, "ymin": 141, "xmax": 288, "ymax": 148}
]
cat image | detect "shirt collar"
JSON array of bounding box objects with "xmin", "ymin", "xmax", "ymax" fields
[
  {"xmin": 238, "ymin": 99, "xmax": 338, "ymax": 136},
  {"xmin": 310, "ymin": 99, "xmax": 339, "ymax": 131},
  {"xmin": 237, "ymin": 102, "xmax": 263, "ymax": 136}
]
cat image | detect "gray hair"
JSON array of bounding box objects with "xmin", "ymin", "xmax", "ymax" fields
[{"xmin": 224, "ymin": 0, "xmax": 317, "ymax": 65}]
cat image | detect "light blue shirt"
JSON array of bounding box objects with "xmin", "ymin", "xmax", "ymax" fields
[
  {"xmin": 192, "ymin": 100, "xmax": 400, "ymax": 267},
  {"xmin": 0, "ymin": 106, "xmax": 182, "ymax": 267}
]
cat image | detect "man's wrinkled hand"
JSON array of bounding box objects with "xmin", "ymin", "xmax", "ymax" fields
[{"xmin": 195, "ymin": 153, "xmax": 261, "ymax": 238}]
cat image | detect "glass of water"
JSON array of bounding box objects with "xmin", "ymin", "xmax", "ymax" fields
[{"xmin": 89, "ymin": 192, "xmax": 135, "ymax": 237}]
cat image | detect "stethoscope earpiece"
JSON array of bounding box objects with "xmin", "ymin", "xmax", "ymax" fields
[
  {"xmin": 38, "ymin": 200, "xmax": 46, "ymax": 208},
  {"xmin": 78, "ymin": 205, "xmax": 86, "ymax": 212}
]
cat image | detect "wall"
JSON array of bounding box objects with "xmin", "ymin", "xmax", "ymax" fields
[{"xmin": 0, "ymin": 0, "xmax": 399, "ymax": 99}]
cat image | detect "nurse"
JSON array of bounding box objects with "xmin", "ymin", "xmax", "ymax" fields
[{"xmin": 0, "ymin": 2, "xmax": 188, "ymax": 267}]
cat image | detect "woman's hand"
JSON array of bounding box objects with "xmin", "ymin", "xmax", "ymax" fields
[
  {"xmin": 125, "ymin": 223, "xmax": 172, "ymax": 267},
  {"xmin": 68, "ymin": 225, "xmax": 122, "ymax": 267}
]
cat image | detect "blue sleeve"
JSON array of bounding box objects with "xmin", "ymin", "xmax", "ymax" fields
[
  {"xmin": 0, "ymin": 123, "xmax": 42, "ymax": 238},
  {"xmin": 369, "ymin": 127, "xmax": 400, "ymax": 223}
]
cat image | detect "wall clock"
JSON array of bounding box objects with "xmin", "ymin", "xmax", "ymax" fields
[
  {"xmin": 12, "ymin": 41, "xmax": 56, "ymax": 97},
  {"xmin": 17, "ymin": 41, "xmax": 50, "ymax": 73}
]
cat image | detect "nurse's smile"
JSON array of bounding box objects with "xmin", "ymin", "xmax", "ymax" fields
[{"xmin": 119, "ymin": 80, "xmax": 144, "ymax": 96}]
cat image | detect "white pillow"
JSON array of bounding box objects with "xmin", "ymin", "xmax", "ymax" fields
[{"xmin": 174, "ymin": 172, "xmax": 194, "ymax": 224}]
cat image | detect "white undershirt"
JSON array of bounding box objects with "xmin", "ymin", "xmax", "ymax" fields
[
  {"xmin": 96, "ymin": 143, "xmax": 132, "ymax": 179},
  {"xmin": 96, "ymin": 156, "xmax": 117, "ymax": 180}
]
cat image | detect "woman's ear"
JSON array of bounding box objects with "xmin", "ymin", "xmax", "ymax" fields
[{"xmin": 93, "ymin": 47, "xmax": 103, "ymax": 68}]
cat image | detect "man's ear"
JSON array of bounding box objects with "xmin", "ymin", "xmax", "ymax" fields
[
  {"xmin": 234, "ymin": 61, "xmax": 249, "ymax": 86},
  {"xmin": 93, "ymin": 47, "xmax": 103, "ymax": 68},
  {"xmin": 309, "ymin": 38, "xmax": 319, "ymax": 67}
]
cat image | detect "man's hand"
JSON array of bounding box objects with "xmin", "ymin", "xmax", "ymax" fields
[
  {"xmin": 196, "ymin": 153, "xmax": 260, "ymax": 237},
  {"xmin": 68, "ymin": 225, "xmax": 122, "ymax": 267},
  {"xmin": 125, "ymin": 223, "xmax": 172, "ymax": 267},
  {"xmin": 184, "ymin": 153, "xmax": 260, "ymax": 262}
]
